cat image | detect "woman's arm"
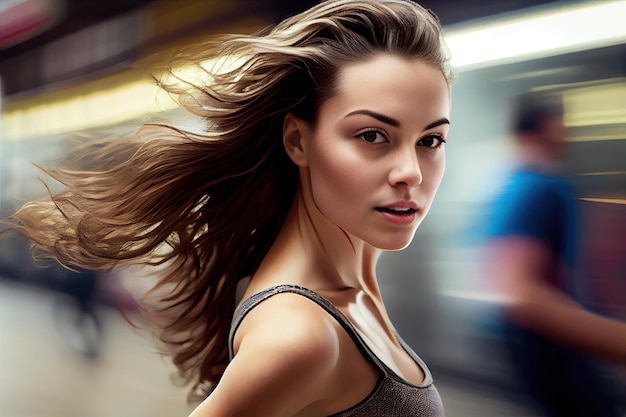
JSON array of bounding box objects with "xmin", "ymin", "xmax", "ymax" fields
[{"xmin": 188, "ymin": 293, "xmax": 342, "ymax": 417}]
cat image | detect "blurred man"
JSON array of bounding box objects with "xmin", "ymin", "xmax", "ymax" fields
[{"xmin": 486, "ymin": 91, "xmax": 626, "ymax": 416}]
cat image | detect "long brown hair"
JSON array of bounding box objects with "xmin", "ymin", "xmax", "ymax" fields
[{"xmin": 10, "ymin": 0, "xmax": 453, "ymax": 403}]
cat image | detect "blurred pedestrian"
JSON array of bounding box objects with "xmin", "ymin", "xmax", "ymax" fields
[
  {"xmin": 51, "ymin": 265, "xmax": 102, "ymax": 358},
  {"xmin": 486, "ymin": 90, "xmax": 626, "ymax": 416},
  {"xmin": 7, "ymin": 1, "xmax": 454, "ymax": 416},
  {"xmin": 0, "ymin": 230, "xmax": 103, "ymax": 357}
]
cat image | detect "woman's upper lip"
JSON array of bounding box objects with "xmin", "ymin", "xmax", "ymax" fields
[{"xmin": 377, "ymin": 200, "xmax": 419, "ymax": 210}]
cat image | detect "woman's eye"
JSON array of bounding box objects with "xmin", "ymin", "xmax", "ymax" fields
[
  {"xmin": 418, "ymin": 134, "xmax": 446, "ymax": 148},
  {"xmin": 357, "ymin": 129, "xmax": 387, "ymax": 144}
]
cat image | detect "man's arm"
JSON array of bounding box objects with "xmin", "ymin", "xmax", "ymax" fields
[{"xmin": 489, "ymin": 236, "xmax": 626, "ymax": 364}]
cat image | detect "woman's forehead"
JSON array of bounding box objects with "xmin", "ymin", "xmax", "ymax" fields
[{"xmin": 318, "ymin": 55, "xmax": 450, "ymax": 124}]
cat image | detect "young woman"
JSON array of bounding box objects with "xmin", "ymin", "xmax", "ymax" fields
[{"xmin": 11, "ymin": 1, "xmax": 453, "ymax": 415}]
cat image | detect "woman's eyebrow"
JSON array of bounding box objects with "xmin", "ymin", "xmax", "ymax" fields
[
  {"xmin": 424, "ymin": 117, "xmax": 450, "ymax": 130},
  {"xmin": 345, "ymin": 109, "xmax": 400, "ymax": 127},
  {"xmin": 345, "ymin": 110, "xmax": 450, "ymax": 131}
]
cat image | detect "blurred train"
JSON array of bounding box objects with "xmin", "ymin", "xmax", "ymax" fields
[{"xmin": 1, "ymin": 0, "xmax": 625, "ymax": 410}]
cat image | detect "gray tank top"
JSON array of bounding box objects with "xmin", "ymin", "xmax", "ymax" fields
[{"xmin": 228, "ymin": 284, "xmax": 445, "ymax": 417}]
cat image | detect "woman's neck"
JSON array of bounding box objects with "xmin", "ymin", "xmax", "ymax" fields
[{"xmin": 250, "ymin": 187, "xmax": 381, "ymax": 296}]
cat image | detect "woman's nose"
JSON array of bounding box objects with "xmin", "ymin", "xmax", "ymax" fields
[{"xmin": 388, "ymin": 148, "xmax": 423, "ymax": 188}]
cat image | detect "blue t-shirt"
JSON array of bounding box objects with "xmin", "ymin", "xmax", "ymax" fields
[{"xmin": 486, "ymin": 166, "xmax": 578, "ymax": 294}]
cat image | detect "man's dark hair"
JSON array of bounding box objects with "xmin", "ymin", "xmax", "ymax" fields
[{"xmin": 510, "ymin": 91, "xmax": 564, "ymax": 134}]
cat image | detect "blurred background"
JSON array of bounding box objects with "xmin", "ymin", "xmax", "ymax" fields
[{"xmin": 1, "ymin": 0, "xmax": 624, "ymax": 416}]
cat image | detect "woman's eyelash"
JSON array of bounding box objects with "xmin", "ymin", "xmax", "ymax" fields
[
  {"xmin": 418, "ymin": 134, "xmax": 446, "ymax": 148},
  {"xmin": 356, "ymin": 129, "xmax": 387, "ymax": 144},
  {"xmin": 355, "ymin": 130, "xmax": 446, "ymax": 148}
]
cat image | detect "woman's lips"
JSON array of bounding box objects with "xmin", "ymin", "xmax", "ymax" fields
[{"xmin": 375, "ymin": 207, "xmax": 417, "ymax": 225}]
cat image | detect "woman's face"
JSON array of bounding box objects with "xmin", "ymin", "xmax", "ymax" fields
[{"xmin": 297, "ymin": 54, "xmax": 450, "ymax": 251}]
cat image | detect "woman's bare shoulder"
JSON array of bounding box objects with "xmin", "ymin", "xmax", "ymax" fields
[
  {"xmin": 235, "ymin": 290, "xmax": 342, "ymax": 359},
  {"xmin": 189, "ymin": 292, "xmax": 342, "ymax": 417}
]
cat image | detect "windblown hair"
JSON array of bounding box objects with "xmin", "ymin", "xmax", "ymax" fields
[{"xmin": 11, "ymin": 0, "xmax": 452, "ymax": 403}]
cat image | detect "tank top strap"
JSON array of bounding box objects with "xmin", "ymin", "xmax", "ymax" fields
[{"xmin": 228, "ymin": 284, "xmax": 387, "ymax": 373}]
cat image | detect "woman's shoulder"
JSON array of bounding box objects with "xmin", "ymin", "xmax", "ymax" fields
[
  {"xmin": 194, "ymin": 289, "xmax": 342, "ymax": 416},
  {"xmin": 232, "ymin": 287, "xmax": 341, "ymax": 359}
]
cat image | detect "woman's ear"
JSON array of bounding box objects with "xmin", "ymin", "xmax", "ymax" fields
[{"xmin": 283, "ymin": 113, "xmax": 310, "ymax": 167}]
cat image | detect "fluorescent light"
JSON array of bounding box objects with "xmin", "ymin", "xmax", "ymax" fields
[
  {"xmin": 1, "ymin": 57, "xmax": 242, "ymax": 141},
  {"xmin": 2, "ymin": 79, "xmax": 178, "ymax": 141},
  {"xmin": 444, "ymin": 0, "xmax": 626, "ymax": 70},
  {"xmin": 580, "ymin": 198, "xmax": 626, "ymax": 205}
]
